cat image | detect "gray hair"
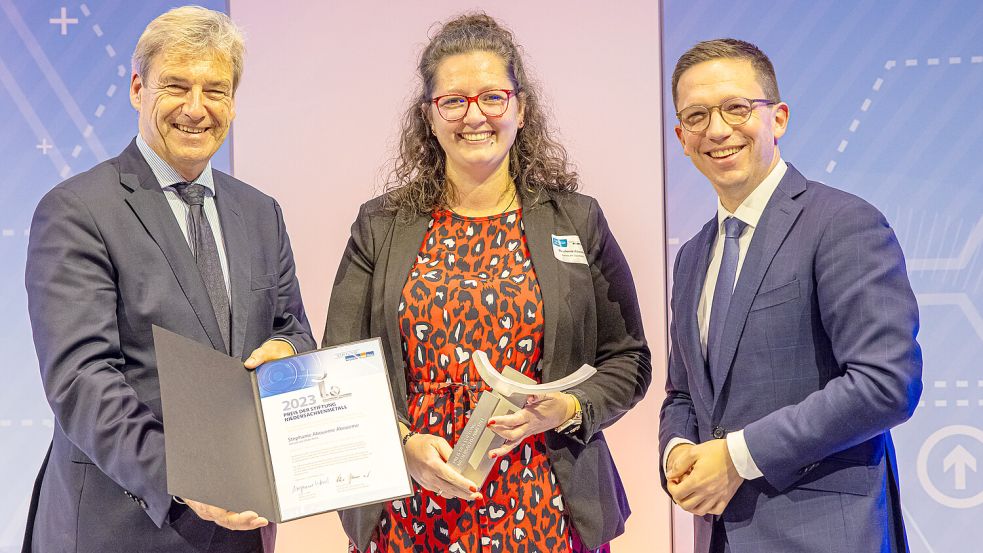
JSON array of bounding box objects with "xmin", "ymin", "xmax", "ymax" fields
[
  {"xmin": 132, "ymin": 5, "xmax": 246, "ymax": 91},
  {"xmin": 671, "ymin": 38, "xmax": 780, "ymax": 108}
]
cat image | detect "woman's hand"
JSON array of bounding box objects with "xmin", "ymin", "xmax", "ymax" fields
[
  {"xmin": 403, "ymin": 432, "xmax": 483, "ymax": 501},
  {"xmin": 486, "ymin": 393, "xmax": 577, "ymax": 458}
]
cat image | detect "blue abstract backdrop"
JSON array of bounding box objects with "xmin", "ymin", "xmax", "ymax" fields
[
  {"xmin": 663, "ymin": 1, "xmax": 983, "ymax": 552},
  {"xmin": 0, "ymin": 2, "xmax": 227, "ymax": 551}
]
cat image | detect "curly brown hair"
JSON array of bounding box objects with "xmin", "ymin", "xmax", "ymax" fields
[{"xmin": 384, "ymin": 13, "xmax": 578, "ymax": 215}]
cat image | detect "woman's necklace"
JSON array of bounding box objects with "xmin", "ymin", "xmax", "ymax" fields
[{"xmin": 448, "ymin": 183, "xmax": 518, "ymax": 217}]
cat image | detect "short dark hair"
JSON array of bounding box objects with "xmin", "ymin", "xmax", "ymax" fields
[{"xmin": 671, "ymin": 38, "xmax": 780, "ymax": 108}]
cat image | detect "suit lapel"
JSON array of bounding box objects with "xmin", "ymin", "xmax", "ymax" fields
[
  {"xmin": 711, "ymin": 167, "xmax": 806, "ymax": 407},
  {"xmin": 518, "ymin": 194, "xmax": 560, "ymax": 381},
  {"xmin": 383, "ymin": 208, "xmax": 430, "ymax": 408},
  {"xmin": 214, "ymin": 174, "xmax": 249, "ymax": 358},
  {"xmin": 119, "ymin": 140, "xmax": 226, "ymax": 352},
  {"xmin": 683, "ymin": 218, "xmax": 717, "ymax": 407}
]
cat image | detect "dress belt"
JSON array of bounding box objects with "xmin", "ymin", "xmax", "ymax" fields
[{"xmin": 408, "ymin": 380, "xmax": 487, "ymax": 408}]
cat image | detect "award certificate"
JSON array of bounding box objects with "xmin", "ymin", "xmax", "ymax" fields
[
  {"xmin": 257, "ymin": 338, "xmax": 412, "ymax": 520},
  {"xmin": 154, "ymin": 327, "xmax": 411, "ymax": 523}
]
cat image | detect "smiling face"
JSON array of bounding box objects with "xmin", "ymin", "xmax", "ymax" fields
[
  {"xmin": 130, "ymin": 49, "xmax": 236, "ymax": 181},
  {"xmin": 427, "ymin": 51, "xmax": 524, "ymax": 183},
  {"xmin": 674, "ymin": 58, "xmax": 788, "ymax": 207}
]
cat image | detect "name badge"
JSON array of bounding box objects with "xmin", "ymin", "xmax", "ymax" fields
[{"xmin": 551, "ymin": 234, "xmax": 588, "ymax": 265}]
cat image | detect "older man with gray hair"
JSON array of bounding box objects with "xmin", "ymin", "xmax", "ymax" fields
[{"xmin": 23, "ymin": 6, "xmax": 314, "ymax": 552}]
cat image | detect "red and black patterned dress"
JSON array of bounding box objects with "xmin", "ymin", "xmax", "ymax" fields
[{"xmin": 352, "ymin": 209, "xmax": 609, "ymax": 553}]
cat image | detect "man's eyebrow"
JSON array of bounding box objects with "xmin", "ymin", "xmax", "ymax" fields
[
  {"xmin": 154, "ymin": 75, "xmax": 230, "ymax": 89},
  {"xmin": 203, "ymin": 80, "xmax": 232, "ymax": 89},
  {"xmin": 155, "ymin": 74, "xmax": 187, "ymax": 86}
]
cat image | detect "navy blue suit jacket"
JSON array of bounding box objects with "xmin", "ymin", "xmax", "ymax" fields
[
  {"xmin": 659, "ymin": 164, "xmax": 922, "ymax": 553},
  {"xmin": 23, "ymin": 140, "xmax": 315, "ymax": 553}
]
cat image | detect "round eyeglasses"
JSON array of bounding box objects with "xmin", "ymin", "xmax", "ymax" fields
[
  {"xmin": 676, "ymin": 97, "xmax": 776, "ymax": 132},
  {"xmin": 431, "ymin": 89, "xmax": 516, "ymax": 121}
]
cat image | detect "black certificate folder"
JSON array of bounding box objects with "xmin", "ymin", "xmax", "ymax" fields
[{"xmin": 153, "ymin": 326, "xmax": 412, "ymax": 523}]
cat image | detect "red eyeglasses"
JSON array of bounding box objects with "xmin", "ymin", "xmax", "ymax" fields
[{"xmin": 431, "ymin": 89, "xmax": 516, "ymax": 121}]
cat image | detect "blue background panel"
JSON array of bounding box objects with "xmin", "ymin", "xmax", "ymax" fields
[
  {"xmin": 663, "ymin": 1, "xmax": 983, "ymax": 552},
  {"xmin": 0, "ymin": 2, "xmax": 227, "ymax": 551}
]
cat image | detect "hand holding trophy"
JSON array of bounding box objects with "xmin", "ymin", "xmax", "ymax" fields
[{"xmin": 446, "ymin": 351, "xmax": 596, "ymax": 486}]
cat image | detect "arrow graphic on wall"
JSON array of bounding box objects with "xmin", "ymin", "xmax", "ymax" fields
[{"xmin": 944, "ymin": 445, "xmax": 977, "ymax": 490}]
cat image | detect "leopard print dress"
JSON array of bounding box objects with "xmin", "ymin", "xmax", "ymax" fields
[{"xmin": 352, "ymin": 209, "xmax": 609, "ymax": 553}]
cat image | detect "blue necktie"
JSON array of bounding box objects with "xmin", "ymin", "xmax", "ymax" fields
[
  {"xmin": 707, "ymin": 216, "xmax": 747, "ymax": 388},
  {"xmin": 174, "ymin": 183, "xmax": 231, "ymax": 353}
]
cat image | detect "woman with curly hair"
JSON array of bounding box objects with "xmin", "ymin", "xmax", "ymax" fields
[{"xmin": 324, "ymin": 13, "xmax": 651, "ymax": 553}]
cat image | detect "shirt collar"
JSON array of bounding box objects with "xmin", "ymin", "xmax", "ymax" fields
[
  {"xmin": 716, "ymin": 158, "xmax": 788, "ymax": 231},
  {"xmin": 136, "ymin": 134, "xmax": 215, "ymax": 194}
]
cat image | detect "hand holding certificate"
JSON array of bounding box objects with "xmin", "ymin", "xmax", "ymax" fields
[{"xmin": 154, "ymin": 327, "xmax": 412, "ymax": 523}]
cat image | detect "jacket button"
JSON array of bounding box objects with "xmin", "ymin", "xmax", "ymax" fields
[
  {"xmin": 138, "ymin": 499, "xmax": 148, "ymax": 509},
  {"xmin": 712, "ymin": 426, "xmax": 726, "ymax": 439}
]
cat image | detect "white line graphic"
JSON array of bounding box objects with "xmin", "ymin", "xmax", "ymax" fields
[
  {"xmin": 0, "ymin": 54, "xmax": 70, "ymax": 175},
  {"xmin": 918, "ymin": 293, "xmax": 983, "ymax": 340},
  {"xmin": 1, "ymin": 0, "xmax": 109, "ymax": 159},
  {"xmin": 909, "ymin": 216, "xmax": 983, "ymax": 271}
]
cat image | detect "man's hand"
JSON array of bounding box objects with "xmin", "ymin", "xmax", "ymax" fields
[
  {"xmin": 486, "ymin": 393, "xmax": 577, "ymax": 458},
  {"xmin": 666, "ymin": 442, "xmax": 695, "ymax": 484},
  {"xmin": 244, "ymin": 339, "xmax": 295, "ymax": 370},
  {"xmin": 403, "ymin": 433, "xmax": 482, "ymax": 501},
  {"xmin": 666, "ymin": 439, "xmax": 743, "ymax": 516},
  {"xmin": 184, "ymin": 499, "xmax": 268, "ymax": 531}
]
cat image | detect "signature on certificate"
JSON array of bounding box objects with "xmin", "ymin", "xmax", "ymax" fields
[{"xmin": 337, "ymin": 469, "xmax": 373, "ymax": 486}]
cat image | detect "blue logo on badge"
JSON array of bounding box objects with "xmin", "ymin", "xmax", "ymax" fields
[{"xmin": 552, "ymin": 237, "xmax": 567, "ymax": 247}]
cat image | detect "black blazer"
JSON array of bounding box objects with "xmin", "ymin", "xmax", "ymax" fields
[
  {"xmin": 23, "ymin": 140, "xmax": 315, "ymax": 553},
  {"xmin": 323, "ymin": 189, "xmax": 651, "ymax": 550}
]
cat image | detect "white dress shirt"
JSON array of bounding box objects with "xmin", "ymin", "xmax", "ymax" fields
[{"xmin": 664, "ymin": 159, "xmax": 788, "ymax": 481}]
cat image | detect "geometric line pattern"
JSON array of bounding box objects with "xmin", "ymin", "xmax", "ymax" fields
[
  {"xmin": 0, "ymin": 53, "xmax": 71, "ymax": 177},
  {"xmin": 909, "ymin": 215, "xmax": 983, "ymax": 271},
  {"xmin": 0, "ymin": 0, "xmax": 109, "ymax": 163},
  {"xmin": 902, "ymin": 504, "xmax": 938, "ymax": 553},
  {"xmin": 0, "ymin": 419, "xmax": 54, "ymax": 428},
  {"xmin": 825, "ymin": 55, "xmax": 982, "ymax": 175},
  {"xmin": 916, "ymin": 292, "xmax": 983, "ymax": 340}
]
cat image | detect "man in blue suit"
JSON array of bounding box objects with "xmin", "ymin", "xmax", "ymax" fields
[
  {"xmin": 659, "ymin": 38, "xmax": 922, "ymax": 553},
  {"xmin": 23, "ymin": 6, "xmax": 315, "ymax": 552}
]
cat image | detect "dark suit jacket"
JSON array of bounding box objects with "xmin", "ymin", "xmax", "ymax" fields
[
  {"xmin": 23, "ymin": 140, "xmax": 316, "ymax": 553},
  {"xmin": 323, "ymin": 190, "xmax": 651, "ymax": 551},
  {"xmin": 659, "ymin": 164, "xmax": 922, "ymax": 553}
]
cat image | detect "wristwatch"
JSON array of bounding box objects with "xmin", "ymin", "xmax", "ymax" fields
[{"xmin": 555, "ymin": 393, "xmax": 583, "ymax": 434}]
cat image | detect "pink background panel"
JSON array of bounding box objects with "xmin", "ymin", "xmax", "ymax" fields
[{"xmin": 229, "ymin": 2, "xmax": 670, "ymax": 551}]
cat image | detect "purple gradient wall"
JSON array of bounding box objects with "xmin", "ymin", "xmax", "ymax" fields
[{"xmin": 229, "ymin": 1, "xmax": 670, "ymax": 551}]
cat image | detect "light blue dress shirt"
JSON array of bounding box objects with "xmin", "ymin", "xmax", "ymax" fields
[{"xmin": 135, "ymin": 134, "xmax": 231, "ymax": 301}]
